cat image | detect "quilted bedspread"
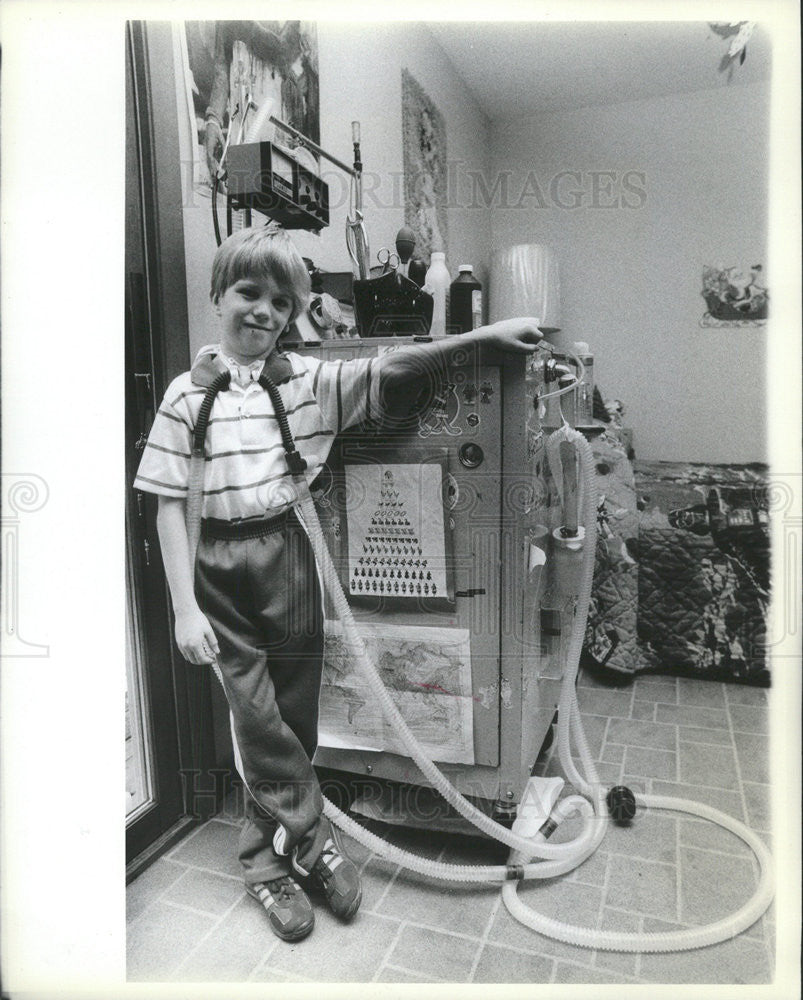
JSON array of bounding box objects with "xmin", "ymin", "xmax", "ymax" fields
[
  {"xmin": 634, "ymin": 462, "xmax": 770, "ymax": 685},
  {"xmin": 583, "ymin": 432, "xmax": 640, "ymax": 676}
]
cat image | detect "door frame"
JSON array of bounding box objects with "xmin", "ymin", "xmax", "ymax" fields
[{"xmin": 125, "ymin": 19, "xmax": 219, "ymax": 879}]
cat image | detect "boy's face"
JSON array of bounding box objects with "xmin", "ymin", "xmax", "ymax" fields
[{"xmin": 214, "ymin": 273, "xmax": 294, "ymax": 363}]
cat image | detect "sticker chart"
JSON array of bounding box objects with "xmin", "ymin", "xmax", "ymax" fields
[
  {"xmin": 318, "ymin": 621, "xmax": 475, "ymax": 764},
  {"xmin": 344, "ymin": 462, "xmax": 450, "ymax": 599}
]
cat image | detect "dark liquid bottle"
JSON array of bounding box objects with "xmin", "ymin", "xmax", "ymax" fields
[{"xmin": 449, "ymin": 265, "xmax": 483, "ymax": 334}]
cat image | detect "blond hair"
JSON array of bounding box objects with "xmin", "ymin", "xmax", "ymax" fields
[{"xmin": 209, "ymin": 224, "xmax": 311, "ymax": 323}]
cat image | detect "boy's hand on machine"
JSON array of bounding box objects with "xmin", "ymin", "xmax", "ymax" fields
[
  {"xmin": 174, "ymin": 607, "xmax": 220, "ymax": 665},
  {"xmin": 480, "ymin": 317, "xmax": 544, "ymax": 353}
]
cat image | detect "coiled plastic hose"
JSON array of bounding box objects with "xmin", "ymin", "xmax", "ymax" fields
[
  {"xmin": 500, "ymin": 424, "xmax": 775, "ymax": 950},
  {"xmin": 186, "ymin": 372, "xmax": 774, "ymax": 951}
]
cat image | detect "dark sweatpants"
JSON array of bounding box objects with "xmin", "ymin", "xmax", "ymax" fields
[{"xmin": 195, "ymin": 509, "xmax": 329, "ymax": 884}]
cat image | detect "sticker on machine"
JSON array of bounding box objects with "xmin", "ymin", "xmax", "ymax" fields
[{"xmin": 318, "ymin": 621, "xmax": 475, "ymax": 765}]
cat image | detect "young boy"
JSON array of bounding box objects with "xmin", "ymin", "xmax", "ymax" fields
[{"xmin": 134, "ymin": 224, "xmax": 543, "ymax": 942}]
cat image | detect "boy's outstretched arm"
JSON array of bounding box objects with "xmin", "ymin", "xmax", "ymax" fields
[
  {"xmin": 156, "ymin": 496, "xmax": 220, "ymax": 665},
  {"xmin": 376, "ymin": 317, "xmax": 543, "ymax": 391}
]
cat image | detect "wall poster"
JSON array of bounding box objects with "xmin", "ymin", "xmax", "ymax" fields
[
  {"xmin": 181, "ymin": 20, "xmax": 320, "ymax": 195},
  {"xmin": 401, "ymin": 68, "xmax": 449, "ymax": 261},
  {"xmin": 700, "ymin": 263, "xmax": 768, "ymax": 327}
]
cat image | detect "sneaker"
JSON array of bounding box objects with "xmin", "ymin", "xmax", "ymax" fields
[
  {"xmin": 272, "ymin": 824, "xmax": 290, "ymax": 857},
  {"xmin": 246, "ymin": 876, "xmax": 315, "ymax": 941},
  {"xmin": 306, "ymin": 831, "xmax": 362, "ymax": 921}
]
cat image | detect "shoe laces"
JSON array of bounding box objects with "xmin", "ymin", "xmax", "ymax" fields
[
  {"xmin": 313, "ymin": 838, "xmax": 344, "ymax": 881},
  {"xmin": 266, "ymin": 876, "xmax": 299, "ymax": 902}
]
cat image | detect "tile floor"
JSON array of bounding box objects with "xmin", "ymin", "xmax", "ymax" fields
[{"xmin": 127, "ymin": 669, "xmax": 774, "ymax": 985}]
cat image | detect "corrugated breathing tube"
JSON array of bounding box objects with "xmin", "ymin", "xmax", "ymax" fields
[
  {"xmin": 184, "ymin": 367, "xmax": 774, "ymax": 952},
  {"xmin": 186, "ymin": 370, "xmax": 231, "ymax": 563}
]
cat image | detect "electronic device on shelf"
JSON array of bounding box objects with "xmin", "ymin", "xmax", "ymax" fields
[{"xmin": 226, "ymin": 140, "xmax": 330, "ymax": 231}]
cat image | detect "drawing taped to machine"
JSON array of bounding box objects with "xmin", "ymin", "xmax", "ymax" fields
[
  {"xmin": 344, "ymin": 462, "xmax": 452, "ymax": 601},
  {"xmin": 349, "ymin": 468, "xmax": 441, "ymax": 598},
  {"xmin": 319, "ymin": 621, "xmax": 475, "ymax": 764}
]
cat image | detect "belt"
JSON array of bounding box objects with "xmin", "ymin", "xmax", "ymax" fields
[{"xmin": 201, "ymin": 508, "xmax": 295, "ymax": 540}]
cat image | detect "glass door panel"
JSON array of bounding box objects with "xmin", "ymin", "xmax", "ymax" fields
[{"xmin": 125, "ymin": 536, "xmax": 154, "ymax": 821}]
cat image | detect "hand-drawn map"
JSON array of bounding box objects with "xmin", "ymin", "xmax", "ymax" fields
[{"xmin": 318, "ymin": 621, "xmax": 475, "ymax": 764}]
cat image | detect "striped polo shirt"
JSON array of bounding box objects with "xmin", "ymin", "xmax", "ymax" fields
[{"xmin": 134, "ymin": 345, "xmax": 380, "ymax": 521}]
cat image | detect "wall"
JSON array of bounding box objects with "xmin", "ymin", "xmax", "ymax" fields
[
  {"xmin": 172, "ymin": 25, "xmax": 771, "ymax": 464},
  {"xmin": 175, "ymin": 22, "xmax": 491, "ymax": 356},
  {"xmin": 489, "ymin": 82, "xmax": 771, "ymax": 464}
]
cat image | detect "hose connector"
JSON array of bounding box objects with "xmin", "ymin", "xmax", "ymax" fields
[
  {"xmin": 606, "ymin": 785, "xmax": 637, "ymax": 824},
  {"xmin": 544, "ymin": 359, "xmax": 575, "ymax": 385},
  {"xmin": 285, "ymin": 450, "xmax": 307, "ymax": 476},
  {"xmin": 552, "ymin": 524, "xmax": 585, "ymax": 550}
]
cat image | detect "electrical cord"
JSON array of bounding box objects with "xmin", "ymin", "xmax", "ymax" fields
[{"xmin": 211, "ymin": 173, "xmax": 223, "ymax": 247}]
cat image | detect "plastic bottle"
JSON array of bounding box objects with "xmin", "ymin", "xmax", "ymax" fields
[
  {"xmin": 449, "ymin": 265, "xmax": 483, "ymax": 334},
  {"xmin": 571, "ymin": 342, "xmax": 594, "ymax": 425},
  {"xmin": 425, "ymin": 252, "xmax": 450, "ymax": 339}
]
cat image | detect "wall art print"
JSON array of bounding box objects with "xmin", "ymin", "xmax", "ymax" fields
[
  {"xmin": 401, "ymin": 68, "xmax": 449, "ymax": 261},
  {"xmin": 700, "ymin": 263, "xmax": 768, "ymax": 327},
  {"xmin": 183, "ymin": 20, "xmax": 320, "ymax": 193}
]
